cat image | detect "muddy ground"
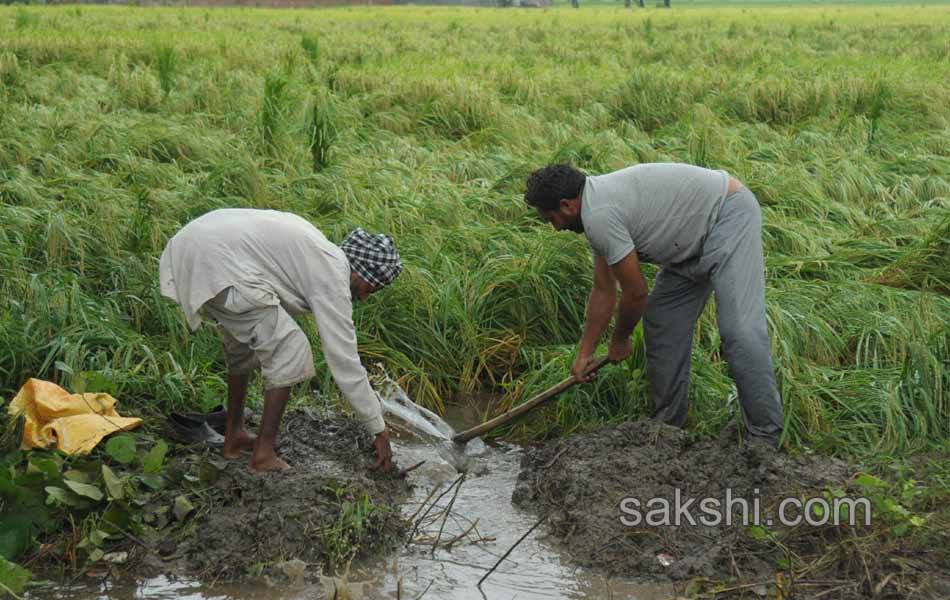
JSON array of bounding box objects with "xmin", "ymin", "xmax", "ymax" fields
[
  {"xmin": 138, "ymin": 408, "xmax": 409, "ymax": 583},
  {"xmin": 513, "ymin": 420, "xmax": 950, "ymax": 599}
]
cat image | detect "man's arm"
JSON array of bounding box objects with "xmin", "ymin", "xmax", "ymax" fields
[
  {"xmin": 606, "ymin": 250, "xmax": 650, "ymax": 362},
  {"xmin": 308, "ymin": 292, "xmax": 394, "ymax": 470},
  {"xmin": 572, "ymin": 255, "xmax": 617, "ymax": 381}
]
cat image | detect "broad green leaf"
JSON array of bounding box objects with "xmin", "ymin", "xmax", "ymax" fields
[
  {"xmin": 63, "ymin": 480, "xmax": 104, "ymax": 501},
  {"xmin": 45, "ymin": 486, "xmax": 84, "ymax": 508},
  {"xmin": 139, "ymin": 474, "xmax": 164, "ymax": 491},
  {"xmin": 883, "ymin": 499, "xmax": 910, "ymax": 517},
  {"xmin": 101, "ymin": 465, "xmax": 124, "ymax": 500},
  {"xmin": 142, "ymin": 440, "xmax": 168, "ymax": 474},
  {"xmin": 0, "ymin": 556, "xmax": 31, "ymax": 595},
  {"xmin": 3, "ymin": 499, "xmax": 54, "ymax": 534},
  {"xmin": 173, "ymin": 495, "xmax": 195, "ymax": 521},
  {"xmin": 27, "ymin": 457, "xmax": 60, "ymax": 481},
  {"xmin": 747, "ymin": 525, "xmax": 771, "ymax": 541},
  {"xmin": 87, "ymin": 548, "xmax": 104, "ymax": 563},
  {"xmin": 87, "ymin": 529, "xmax": 109, "ymax": 546},
  {"xmin": 105, "ymin": 435, "xmax": 136, "ymax": 464},
  {"xmin": 854, "ymin": 474, "xmax": 887, "ymax": 489},
  {"xmin": 63, "ymin": 469, "xmax": 91, "ymax": 484},
  {"xmin": 100, "ymin": 503, "xmax": 131, "ymax": 535},
  {"xmin": 14, "ymin": 472, "xmax": 46, "ymax": 489},
  {"xmin": 0, "ymin": 517, "xmax": 30, "ymax": 560}
]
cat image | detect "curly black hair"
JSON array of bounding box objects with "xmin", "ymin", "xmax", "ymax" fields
[{"xmin": 523, "ymin": 164, "xmax": 587, "ymax": 211}]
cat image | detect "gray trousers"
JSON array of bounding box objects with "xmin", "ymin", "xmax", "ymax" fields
[{"xmin": 643, "ymin": 187, "xmax": 784, "ymax": 443}]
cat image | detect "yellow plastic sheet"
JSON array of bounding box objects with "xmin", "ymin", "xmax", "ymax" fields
[{"xmin": 7, "ymin": 378, "xmax": 142, "ymax": 455}]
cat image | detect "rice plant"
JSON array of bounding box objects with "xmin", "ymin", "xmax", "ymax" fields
[
  {"xmin": 259, "ymin": 72, "xmax": 289, "ymax": 151},
  {"xmin": 153, "ymin": 44, "xmax": 178, "ymax": 97},
  {"xmin": 301, "ymin": 33, "xmax": 319, "ymax": 63},
  {"xmin": 13, "ymin": 8, "xmax": 39, "ymax": 30},
  {"xmin": 0, "ymin": 51, "xmax": 19, "ymax": 88},
  {"xmin": 0, "ymin": 4, "xmax": 945, "ymax": 461},
  {"xmin": 307, "ymin": 88, "xmax": 339, "ymax": 171}
]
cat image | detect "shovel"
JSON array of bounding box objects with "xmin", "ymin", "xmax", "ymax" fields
[{"xmin": 452, "ymin": 355, "xmax": 611, "ymax": 444}]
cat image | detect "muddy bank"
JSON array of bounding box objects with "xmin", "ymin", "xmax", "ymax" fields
[
  {"xmin": 513, "ymin": 420, "xmax": 950, "ymax": 598},
  {"xmin": 139, "ymin": 408, "xmax": 409, "ymax": 583}
]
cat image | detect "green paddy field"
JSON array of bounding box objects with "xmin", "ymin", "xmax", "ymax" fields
[{"xmin": 0, "ymin": 3, "xmax": 948, "ymax": 595}]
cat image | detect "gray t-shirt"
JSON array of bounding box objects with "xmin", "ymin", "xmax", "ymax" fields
[{"xmin": 581, "ymin": 163, "xmax": 729, "ymax": 267}]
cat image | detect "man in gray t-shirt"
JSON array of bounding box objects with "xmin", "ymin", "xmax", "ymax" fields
[{"xmin": 524, "ymin": 163, "xmax": 784, "ymax": 447}]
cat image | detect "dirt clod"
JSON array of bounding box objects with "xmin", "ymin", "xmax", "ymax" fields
[
  {"xmin": 166, "ymin": 409, "xmax": 408, "ymax": 582},
  {"xmin": 513, "ymin": 419, "xmax": 948, "ymax": 598}
]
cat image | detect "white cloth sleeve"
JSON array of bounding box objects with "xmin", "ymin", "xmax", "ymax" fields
[{"xmin": 308, "ymin": 292, "xmax": 386, "ymax": 436}]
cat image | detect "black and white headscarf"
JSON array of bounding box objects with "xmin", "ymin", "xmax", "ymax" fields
[{"xmin": 340, "ymin": 228, "xmax": 403, "ymax": 289}]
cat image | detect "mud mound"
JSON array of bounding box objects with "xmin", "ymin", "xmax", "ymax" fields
[
  {"xmin": 514, "ymin": 421, "xmax": 950, "ymax": 597},
  {"xmin": 167, "ymin": 409, "xmax": 408, "ymax": 581},
  {"xmin": 514, "ymin": 420, "xmax": 855, "ymax": 581}
]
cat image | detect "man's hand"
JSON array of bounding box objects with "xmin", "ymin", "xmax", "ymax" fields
[
  {"xmin": 371, "ymin": 429, "xmax": 394, "ymax": 472},
  {"xmin": 607, "ymin": 335, "xmax": 633, "ymax": 364},
  {"xmin": 571, "ymin": 353, "xmax": 597, "ymax": 383}
]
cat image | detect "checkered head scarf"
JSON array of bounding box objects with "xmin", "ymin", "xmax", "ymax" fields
[{"xmin": 340, "ymin": 228, "xmax": 403, "ymax": 289}]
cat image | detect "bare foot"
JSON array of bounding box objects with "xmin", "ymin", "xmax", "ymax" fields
[
  {"xmin": 250, "ymin": 453, "xmax": 290, "ymax": 473},
  {"xmin": 222, "ymin": 430, "xmax": 257, "ymax": 460}
]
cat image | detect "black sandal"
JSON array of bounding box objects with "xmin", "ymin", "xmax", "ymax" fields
[
  {"xmin": 184, "ymin": 405, "xmax": 253, "ymax": 435},
  {"xmin": 167, "ymin": 412, "xmax": 226, "ymax": 446}
]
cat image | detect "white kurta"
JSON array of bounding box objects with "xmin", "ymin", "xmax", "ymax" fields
[{"xmin": 159, "ymin": 209, "xmax": 386, "ymax": 435}]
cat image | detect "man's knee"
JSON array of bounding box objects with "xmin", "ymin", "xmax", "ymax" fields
[
  {"xmin": 719, "ymin": 318, "xmax": 767, "ymax": 354},
  {"xmin": 261, "ymin": 323, "xmax": 316, "ymax": 389},
  {"xmin": 224, "ymin": 347, "xmax": 259, "ymax": 374},
  {"xmin": 217, "ymin": 325, "xmax": 260, "ymax": 374}
]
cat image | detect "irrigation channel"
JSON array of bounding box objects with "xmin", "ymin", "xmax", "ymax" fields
[{"xmin": 29, "ymin": 381, "xmax": 676, "ymax": 600}]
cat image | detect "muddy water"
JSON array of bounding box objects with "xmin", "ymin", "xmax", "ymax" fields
[
  {"xmin": 28, "ymin": 401, "xmax": 676, "ymax": 600},
  {"xmin": 360, "ymin": 431, "xmax": 677, "ymax": 600}
]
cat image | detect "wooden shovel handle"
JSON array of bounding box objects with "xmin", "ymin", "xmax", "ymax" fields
[{"xmin": 451, "ymin": 355, "xmax": 611, "ymax": 444}]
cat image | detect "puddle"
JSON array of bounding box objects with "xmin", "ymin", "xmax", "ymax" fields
[
  {"xmin": 26, "ymin": 395, "xmax": 678, "ymax": 600},
  {"xmin": 361, "ymin": 431, "xmax": 678, "ymax": 600}
]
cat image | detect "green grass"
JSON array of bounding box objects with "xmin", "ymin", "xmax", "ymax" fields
[{"xmin": 0, "ymin": 4, "xmax": 947, "ymax": 460}]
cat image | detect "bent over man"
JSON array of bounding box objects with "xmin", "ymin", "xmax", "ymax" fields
[
  {"xmin": 524, "ymin": 163, "xmax": 784, "ymax": 447},
  {"xmin": 160, "ymin": 209, "xmax": 402, "ymax": 472}
]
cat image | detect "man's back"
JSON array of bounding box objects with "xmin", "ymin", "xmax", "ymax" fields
[
  {"xmin": 159, "ymin": 209, "xmax": 348, "ymax": 330},
  {"xmin": 581, "ymin": 163, "xmax": 730, "ymax": 266}
]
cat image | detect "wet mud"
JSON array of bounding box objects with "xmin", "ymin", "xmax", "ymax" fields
[
  {"xmin": 145, "ymin": 409, "xmax": 409, "ymax": 583},
  {"xmin": 513, "ymin": 420, "xmax": 950, "ymax": 598}
]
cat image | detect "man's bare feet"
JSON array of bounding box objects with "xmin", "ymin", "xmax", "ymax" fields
[
  {"xmin": 249, "ymin": 452, "xmax": 290, "ymax": 473},
  {"xmin": 222, "ymin": 430, "xmax": 257, "ymax": 460}
]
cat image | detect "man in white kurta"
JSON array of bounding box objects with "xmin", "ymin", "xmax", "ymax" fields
[{"xmin": 159, "ymin": 209, "xmax": 403, "ymax": 472}]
